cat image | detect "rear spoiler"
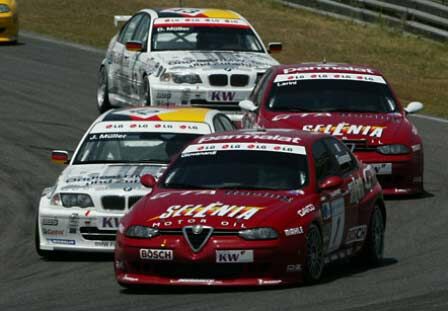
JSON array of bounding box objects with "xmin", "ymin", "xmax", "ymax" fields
[{"xmin": 114, "ymin": 15, "xmax": 131, "ymax": 27}]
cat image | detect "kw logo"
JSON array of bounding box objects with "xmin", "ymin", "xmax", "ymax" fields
[{"xmin": 211, "ymin": 91, "xmax": 236, "ymax": 102}]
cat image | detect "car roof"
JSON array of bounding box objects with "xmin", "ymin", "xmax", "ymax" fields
[
  {"xmin": 275, "ymin": 62, "xmax": 384, "ymax": 76},
  {"xmin": 154, "ymin": 8, "xmax": 243, "ymax": 19},
  {"xmin": 100, "ymin": 107, "xmax": 217, "ymax": 123},
  {"xmin": 190, "ymin": 128, "xmax": 326, "ymax": 146}
]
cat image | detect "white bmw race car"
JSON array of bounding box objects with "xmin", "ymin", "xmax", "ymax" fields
[
  {"xmin": 97, "ymin": 8, "xmax": 281, "ymax": 121},
  {"xmin": 35, "ymin": 107, "xmax": 235, "ymax": 257}
]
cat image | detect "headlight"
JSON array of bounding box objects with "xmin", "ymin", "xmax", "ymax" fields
[
  {"xmin": 377, "ymin": 144, "xmax": 410, "ymax": 155},
  {"xmin": 160, "ymin": 72, "xmax": 202, "ymax": 84},
  {"xmin": 50, "ymin": 193, "xmax": 94, "ymax": 208},
  {"xmin": 239, "ymin": 227, "xmax": 278, "ymax": 240},
  {"xmin": 0, "ymin": 4, "xmax": 10, "ymax": 13},
  {"xmin": 125, "ymin": 226, "xmax": 159, "ymax": 238}
]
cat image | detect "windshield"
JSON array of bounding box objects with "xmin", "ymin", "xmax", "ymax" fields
[
  {"xmin": 267, "ymin": 79, "xmax": 398, "ymax": 113},
  {"xmin": 160, "ymin": 150, "xmax": 308, "ymax": 190},
  {"xmin": 73, "ymin": 133, "xmax": 200, "ymax": 164},
  {"xmin": 151, "ymin": 25, "xmax": 264, "ymax": 52}
]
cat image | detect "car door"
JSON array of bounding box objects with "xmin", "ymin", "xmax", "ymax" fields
[
  {"xmin": 117, "ymin": 14, "xmax": 144, "ymax": 98},
  {"xmin": 123, "ymin": 13, "xmax": 151, "ymax": 101},
  {"xmin": 312, "ymin": 139, "xmax": 351, "ymax": 254},
  {"xmin": 323, "ymin": 138, "xmax": 364, "ymax": 246}
]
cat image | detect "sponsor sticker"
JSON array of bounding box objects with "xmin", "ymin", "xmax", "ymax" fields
[
  {"xmin": 284, "ymin": 227, "xmax": 304, "ymax": 236},
  {"xmin": 286, "ymin": 264, "xmax": 302, "ymax": 272},
  {"xmin": 183, "ymin": 143, "xmax": 306, "ymax": 155},
  {"xmin": 297, "ymin": 204, "xmax": 315, "ymax": 217},
  {"xmin": 207, "ymin": 91, "xmax": 238, "ymax": 102},
  {"xmin": 216, "ymin": 250, "xmax": 254, "ymax": 263},
  {"xmin": 302, "ymin": 123, "xmax": 385, "ymax": 138},
  {"xmin": 345, "ymin": 225, "xmax": 367, "ymax": 244},
  {"xmin": 98, "ymin": 217, "xmax": 121, "ymax": 230},
  {"xmin": 42, "ymin": 228, "xmax": 64, "ymax": 236},
  {"xmin": 94, "ymin": 241, "xmax": 115, "ymax": 248},
  {"xmin": 370, "ymin": 163, "xmax": 392, "ymax": 175},
  {"xmin": 42, "ymin": 218, "xmax": 59, "ymax": 226},
  {"xmin": 47, "ymin": 239, "xmax": 75, "ymax": 245},
  {"xmin": 140, "ymin": 249, "xmax": 174, "ymax": 261}
]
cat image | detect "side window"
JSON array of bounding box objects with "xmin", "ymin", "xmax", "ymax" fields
[
  {"xmin": 217, "ymin": 115, "xmax": 236, "ymax": 131},
  {"xmin": 118, "ymin": 14, "xmax": 143, "ymax": 44},
  {"xmin": 312, "ymin": 140, "xmax": 340, "ymax": 181},
  {"xmin": 324, "ymin": 138, "xmax": 358, "ymax": 175},
  {"xmin": 213, "ymin": 116, "xmax": 225, "ymax": 132},
  {"xmin": 132, "ymin": 14, "xmax": 151, "ymax": 47}
]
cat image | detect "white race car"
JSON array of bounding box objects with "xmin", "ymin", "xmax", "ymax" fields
[
  {"xmin": 97, "ymin": 8, "xmax": 281, "ymax": 122},
  {"xmin": 35, "ymin": 107, "xmax": 235, "ymax": 257}
]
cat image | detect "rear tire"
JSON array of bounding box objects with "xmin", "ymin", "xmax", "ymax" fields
[
  {"xmin": 359, "ymin": 206, "xmax": 385, "ymax": 265},
  {"xmin": 97, "ymin": 66, "xmax": 112, "ymax": 113},
  {"xmin": 303, "ymin": 224, "xmax": 324, "ymax": 284}
]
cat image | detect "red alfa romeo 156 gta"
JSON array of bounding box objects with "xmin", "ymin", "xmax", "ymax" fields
[
  {"xmin": 240, "ymin": 63, "xmax": 424, "ymax": 195},
  {"xmin": 114, "ymin": 129, "xmax": 385, "ymax": 287}
]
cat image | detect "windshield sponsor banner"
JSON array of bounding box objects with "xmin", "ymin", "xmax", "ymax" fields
[
  {"xmin": 182, "ymin": 142, "xmax": 306, "ymax": 155},
  {"xmin": 274, "ymin": 72, "xmax": 386, "ymax": 84},
  {"xmin": 302, "ymin": 123, "xmax": 385, "ymax": 138},
  {"xmin": 154, "ymin": 18, "xmax": 250, "ymax": 29},
  {"xmin": 283, "ymin": 66, "xmax": 376, "ymax": 74},
  {"xmin": 91, "ymin": 121, "xmax": 211, "ymax": 134}
]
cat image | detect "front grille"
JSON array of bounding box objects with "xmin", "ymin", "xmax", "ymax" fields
[
  {"xmin": 101, "ymin": 196, "xmax": 125, "ymax": 210},
  {"xmin": 80, "ymin": 227, "xmax": 116, "ymax": 241},
  {"xmin": 141, "ymin": 263, "xmax": 270, "ymax": 279},
  {"xmin": 342, "ymin": 139, "xmax": 377, "ymax": 152},
  {"xmin": 128, "ymin": 196, "xmax": 143, "ymax": 209},
  {"xmin": 230, "ymin": 74, "xmax": 249, "ymax": 87},
  {"xmin": 209, "ymin": 74, "xmax": 228, "ymax": 86}
]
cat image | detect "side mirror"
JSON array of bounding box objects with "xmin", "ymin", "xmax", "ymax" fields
[
  {"xmin": 140, "ymin": 174, "xmax": 156, "ymax": 188},
  {"xmin": 51, "ymin": 150, "xmax": 69, "ymax": 165},
  {"xmin": 268, "ymin": 42, "xmax": 282, "ymax": 53},
  {"xmin": 239, "ymin": 100, "xmax": 258, "ymax": 112},
  {"xmin": 114, "ymin": 15, "xmax": 131, "ymax": 27},
  {"xmin": 404, "ymin": 101, "xmax": 424, "ymax": 114},
  {"xmin": 125, "ymin": 41, "xmax": 144, "ymax": 52},
  {"xmin": 318, "ymin": 176, "xmax": 343, "ymax": 191}
]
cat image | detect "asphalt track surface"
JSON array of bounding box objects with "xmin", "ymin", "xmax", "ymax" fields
[{"xmin": 1, "ymin": 35, "xmax": 448, "ymax": 311}]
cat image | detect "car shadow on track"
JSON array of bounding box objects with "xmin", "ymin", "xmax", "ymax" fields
[
  {"xmin": 0, "ymin": 41, "xmax": 24, "ymax": 47},
  {"xmin": 384, "ymin": 190, "xmax": 434, "ymax": 201},
  {"xmin": 38, "ymin": 252, "xmax": 113, "ymax": 262},
  {"xmin": 118, "ymin": 257, "xmax": 398, "ymax": 295}
]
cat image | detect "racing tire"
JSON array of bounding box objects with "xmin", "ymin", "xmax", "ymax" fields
[
  {"xmin": 359, "ymin": 206, "xmax": 385, "ymax": 266},
  {"xmin": 97, "ymin": 66, "xmax": 112, "ymax": 113},
  {"xmin": 303, "ymin": 224, "xmax": 324, "ymax": 284},
  {"xmin": 143, "ymin": 76, "xmax": 152, "ymax": 106},
  {"xmin": 34, "ymin": 216, "xmax": 54, "ymax": 259}
]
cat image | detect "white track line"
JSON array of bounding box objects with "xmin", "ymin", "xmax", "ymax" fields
[
  {"xmin": 17, "ymin": 32, "xmax": 448, "ymax": 125},
  {"xmin": 411, "ymin": 114, "xmax": 448, "ymax": 124}
]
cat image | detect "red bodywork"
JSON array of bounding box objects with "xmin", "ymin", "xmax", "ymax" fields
[
  {"xmin": 115, "ymin": 129, "xmax": 384, "ymax": 286},
  {"xmin": 241, "ymin": 63, "xmax": 424, "ymax": 195}
]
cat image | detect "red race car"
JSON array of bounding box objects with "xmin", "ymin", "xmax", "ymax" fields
[
  {"xmin": 240, "ymin": 63, "xmax": 424, "ymax": 196},
  {"xmin": 115, "ymin": 129, "xmax": 385, "ymax": 287}
]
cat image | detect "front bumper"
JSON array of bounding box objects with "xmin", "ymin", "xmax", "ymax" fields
[
  {"xmin": 115, "ymin": 234, "xmax": 305, "ymax": 286},
  {"xmin": 0, "ymin": 13, "xmax": 18, "ymax": 42},
  {"xmin": 355, "ymin": 150, "xmax": 424, "ymax": 196}
]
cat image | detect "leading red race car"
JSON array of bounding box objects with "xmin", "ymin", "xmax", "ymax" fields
[
  {"xmin": 115, "ymin": 129, "xmax": 386, "ymax": 287},
  {"xmin": 240, "ymin": 63, "xmax": 424, "ymax": 196}
]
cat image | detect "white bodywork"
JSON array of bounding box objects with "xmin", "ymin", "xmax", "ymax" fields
[
  {"xmin": 100, "ymin": 8, "xmax": 279, "ymax": 120},
  {"xmin": 37, "ymin": 107, "xmax": 229, "ymax": 253}
]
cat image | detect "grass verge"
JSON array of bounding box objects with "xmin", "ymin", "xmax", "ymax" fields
[{"xmin": 17, "ymin": 0, "xmax": 448, "ymax": 118}]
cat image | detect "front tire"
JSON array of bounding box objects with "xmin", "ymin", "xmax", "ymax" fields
[
  {"xmin": 97, "ymin": 66, "xmax": 112, "ymax": 113},
  {"xmin": 303, "ymin": 224, "xmax": 324, "ymax": 284}
]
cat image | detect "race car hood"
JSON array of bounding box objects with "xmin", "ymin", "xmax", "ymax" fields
[
  {"xmin": 265, "ymin": 112, "xmax": 411, "ymax": 144},
  {"xmin": 128, "ymin": 189, "xmax": 310, "ymax": 230},
  {"xmin": 55, "ymin": 163, "xmax": 166, "ymax": 193},
  {"xmin": 153, "ymin": 51, "xmax": 278, "ymax": 72}
]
